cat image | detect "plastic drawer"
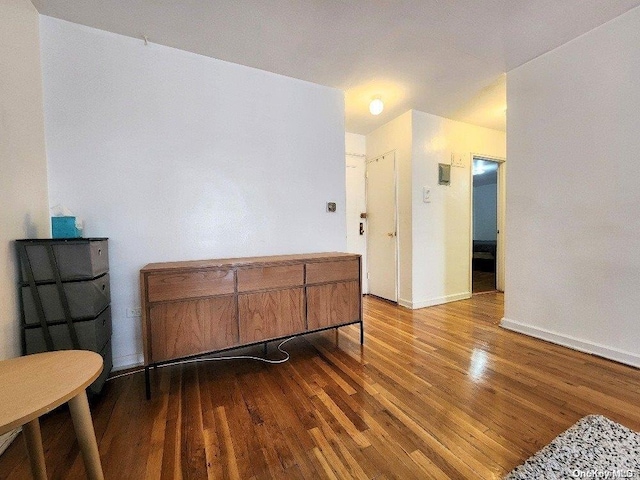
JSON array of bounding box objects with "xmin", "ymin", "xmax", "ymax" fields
[
  {"xmin": 19, "ymin": 239, "xmax": 108, "ymax": 283},
  {"xmin": 21, "ymin": 273, "xmax": 110, "ymax": 325},
  {"xmin": 24, "ymin": 306, "xmax": 112, "ymax": 354}
]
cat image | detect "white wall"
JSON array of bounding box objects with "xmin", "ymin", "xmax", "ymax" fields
[
  {"xmin": 0, "ymin": 0, "xmax": 50, "ymax": 361},
  {"xmin": 345, "ymin": 132, "xmax": 368, "ymax": 292},
  {"xmin": 473, "ymin": 183, "xmax": 498, "ymax": 241},
  {"xmin": 366, "ymin": 111, "xmax": 413, "ymax": 303},
  {"xmin": 41, "ymin": 17, "xmax": 346, "ymax": 369},
  {"xmin": 346, "ymin": 132, "xmax": 366, "ymax": 156},
  {"xmin": 504, "ymin": 7, "xmax": 640, "ymax": 367},
  {"xmin": 0, "ymin": 0, "xmax": 50, "ymax": 455},
  {"xmin": 411, "ymin": 111, "xmax": 505, "ymax": 308}
]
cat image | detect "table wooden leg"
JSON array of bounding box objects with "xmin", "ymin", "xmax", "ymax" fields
[
  {"xmin": 23, "ymin": 419, "xmax": 47, "ymax": 480},
  {"xmin": 68, "ymin": 392, "xmax": 104, "ymax": 480}
]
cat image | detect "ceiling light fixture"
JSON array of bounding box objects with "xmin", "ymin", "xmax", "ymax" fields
[{"xmin": 369, "ymin": 97, "xmax": 384, "ymax": 115}]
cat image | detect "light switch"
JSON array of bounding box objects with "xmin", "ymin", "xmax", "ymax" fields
[{"xmin": 423, "ymin": 186, "xmax": 431, "ymax": 203}]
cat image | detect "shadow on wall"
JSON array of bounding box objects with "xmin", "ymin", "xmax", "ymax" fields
[{"xmin": 23, "ymin": 213, "xmax": 39, "ymax": 238}]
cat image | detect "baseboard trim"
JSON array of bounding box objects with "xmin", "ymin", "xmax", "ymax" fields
[
  {"xmin": 397, "ymin": 298, "xmax": 412, "ymax": 309},
  {"xmin": 0, "ymin": 429, "xmax": 20, "ymax": 457},
  {"xmin": 400, "ymin": 292, "xmax": 472, "ymax": 310},
  {"xmin": 500, "ymin": 318, "xmax": 640, "ymax": 369},
  {"xmin": 112, "ymin": 353, "xmax": 144, "ymax": 371}
]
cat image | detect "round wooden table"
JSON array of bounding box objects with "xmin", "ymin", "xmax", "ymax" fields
[{"xmin": 0, "ymin": 350, "xmax": 104, "ymax": 480}]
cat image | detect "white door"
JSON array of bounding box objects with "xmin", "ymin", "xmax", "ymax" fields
[
  {"xmin": 366, "ymin": 153, "xmax": 397, "ymax": 302},
  {"xmin": 346, "ymin": 154, "xmax": 368, "ymax": 293}
]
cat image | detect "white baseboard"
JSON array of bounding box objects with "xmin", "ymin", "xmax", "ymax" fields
[
  {"xmin": 397, "ymin": 298, "xmax": 413, "ymax": 309},
  {"xmin": 500, "ymin": 318, "xmax": 640, "ymax": 369},
  {"xmin": 399, "ymin": 292, "xmax": 472, "ymax": 310},
  {"xmin": 112, "ymin": 353, "xmax": 144, "ymax": 371},
  {"xmin": 0, "ymin": 429, "xmax": 20, "ymax": 457}
]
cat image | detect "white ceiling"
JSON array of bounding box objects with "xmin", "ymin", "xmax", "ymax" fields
[{"xmin": 31, "ymin": 0, "xmax": 640, "ymax": 134}]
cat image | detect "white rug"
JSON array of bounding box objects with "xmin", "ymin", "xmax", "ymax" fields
[{"xmin": 505, "ymin": 415, "xmax": 640, "ymax": 479}]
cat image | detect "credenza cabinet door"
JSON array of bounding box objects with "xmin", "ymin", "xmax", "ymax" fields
[
  {"xmin": 238, "ymin": 288, "xmax": 305, "ymax": 343},
  {"xmin": 149, "ymin": 296, "xmax": 237, "ymax": 362},
  {"xmin": 307, "ymin": 281, "xmax": 360, "ymax": 330}
]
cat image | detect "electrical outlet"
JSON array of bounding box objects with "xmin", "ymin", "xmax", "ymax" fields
[{"xmin": 126, "ymin": 307, "xmax": 142, "ymax": 318}]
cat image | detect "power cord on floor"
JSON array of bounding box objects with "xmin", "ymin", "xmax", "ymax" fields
[
  {"xmin": 160, "ymin": 336, "xmax": 294, "ymax": 368},
  {"xmin": 106, "ymin": 336, "xmax": 294, "ymax": 382}
]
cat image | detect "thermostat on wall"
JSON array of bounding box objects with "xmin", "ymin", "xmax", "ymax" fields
[{"xmin": 451, "ymin": 152, "xmax": 465, "ymax": 168}]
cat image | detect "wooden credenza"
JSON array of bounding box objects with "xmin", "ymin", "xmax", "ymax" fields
[{"xmin": 140, "ymin": 252, "xmax": 362, "ymax": 397}]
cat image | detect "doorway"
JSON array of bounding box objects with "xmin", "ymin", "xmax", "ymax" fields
[
  {"xmin": 471, "ymin": 156, "xmax": 504, "ymax": 293},
  {"xmin": 366, "ymin": 152, "xmax": 398, "ymax": 302}
]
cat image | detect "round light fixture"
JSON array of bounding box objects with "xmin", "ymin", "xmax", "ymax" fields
[{"xmin": 369, "ymin": 97, "xmax": 384, "ymax": 115}]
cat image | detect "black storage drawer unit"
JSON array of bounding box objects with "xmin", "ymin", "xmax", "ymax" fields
[{"xmin": 16, "ymin": 238, "xmax": 112, "ymax": 395}]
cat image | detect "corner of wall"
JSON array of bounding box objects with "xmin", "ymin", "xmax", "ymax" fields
[
  {"xmin": 0, "ymin": 0, "xmax": 49, "ymax": 457},
  {"xmin": 0, "ymin": 0, "xmax": 50, "ymax": 361}
]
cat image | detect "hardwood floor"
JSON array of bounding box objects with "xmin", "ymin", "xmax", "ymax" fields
[
  {"xmin": 472, "ymin": 270, "xmax": 496, "ymax": 293},
  {"xmin": 1, "ymin": 293, "xmax": 639, "ymax": 479}
]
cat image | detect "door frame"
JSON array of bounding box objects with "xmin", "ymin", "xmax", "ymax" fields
[
  {"xmin": 469, "ymin": 154, "xmax": 506, "ymax": 292},
  {"xmin": 365, "ymin": 150, "xmax": 399, "ymax": 302},
  {"xmin": 345, "ymin": 152, "xmax": 368, "ymax": 293}
]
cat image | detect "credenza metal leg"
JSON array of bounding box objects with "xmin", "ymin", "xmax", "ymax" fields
[{"xmin": 145, "ymin": 366, "xmax": 151, "ymax": 400}]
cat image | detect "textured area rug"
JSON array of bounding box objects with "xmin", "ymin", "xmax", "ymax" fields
[{"xmin": 505, "ymin": 415, "xmax": 640, "ymax": 479}]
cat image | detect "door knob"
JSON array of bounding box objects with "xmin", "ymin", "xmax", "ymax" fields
[{"xmin": 387, "ymin": 232, "xmax": 396, "ymax": 237}]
